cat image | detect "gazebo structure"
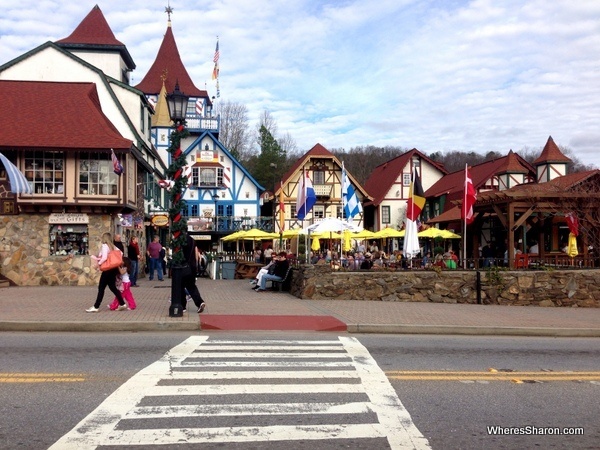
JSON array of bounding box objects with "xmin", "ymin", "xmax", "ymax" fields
[{"xmin": 465, "ymin": 170, "xmax": 600, "ymax": 268}]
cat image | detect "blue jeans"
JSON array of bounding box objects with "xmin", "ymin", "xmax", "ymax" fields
[
  {"xmin": 259, "ymin": 273, "xmax": 283, "ymax": 290},
  {"xmin": 129, "ymin": 260, "xmax": 138, "ymax": 285},
  {"xmin": 149, "ymin": 257, "xmax": 163, "ymax": 280}
]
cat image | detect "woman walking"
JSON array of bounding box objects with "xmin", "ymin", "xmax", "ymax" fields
[
  {"xmin": 127, "ymin": 236, "xmax": 140, "ymax": 287},
  {"xmin": 87, "ymin": 232, "xmax": 127, "ymax": 312}
]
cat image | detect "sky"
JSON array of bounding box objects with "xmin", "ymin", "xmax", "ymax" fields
[{"xmin": 1, "ymin": 0, "xmax": 600, "ymax": 167}]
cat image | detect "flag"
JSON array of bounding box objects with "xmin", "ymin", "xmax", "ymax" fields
[
  {"xmin": 462, "ymin": 165, "xmax": 477, "ymax": 224},
  {"xmin": 296, "ymin": 169, "xmax": 316, "ymax": 220},
  {"xmin": 213, "ymin": 39, "xmax": 219, "ymax": 63},
  {"xmin": 212, "ymin": 62, "xmax": 219, "ymax": 80},
  {"xmin": 216, "ymin": 79, "xmax": 220, "ymax": 98},
  {"xmin": 111, "ymin": 149, "xmax": 124, "ymax": 176},
  {"xmin": 342, "ymin": 161, "xmax": 362, "ymax": 219},
  {"xmin": 0, "ymin": 152, "xmax": 32, "ymax": 194},
  {"xmin": 403, "ymin": 168, "xmax": 423, "ymax": 257},
  {"xmin": 405, "ymin": 168, "xmax": 425, "ymax": 222},
  {"xmin": 279, "ymin": 184, "xmax": 285, "ymax": 232},
  {"xmin": 566, "ymin": 212, "xmax": 579, "ymax": 236}
]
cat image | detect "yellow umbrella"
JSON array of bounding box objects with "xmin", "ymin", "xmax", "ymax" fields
[
  {"xmin": 311, "ymin": 235, "xmax": 321, "ymax": 251},
  {"xmin": 373, "ymin": 228, "xmax": 405, "ymax": 238},
  {"xmin": 418, "ymin": 228, "xmax": 445, "ymax": 238},
  {"xmin": 439, "ymin": 230, "xmax": 461, "ymax": 239},
  {"xmin": 221, "ymin": 230, "xmax": 246, "ymax": 241},
  {"xmin": 343, "ymin": 230, "xmax": 352, "ymax": 252},
  {"xmin": 350, "ymin": 229, "xmax": 377, "ymax": 239},
  {"xmin": 568, "ymin": 232, "xmax": 578, "ymax": 257},
  {"xmin": 282, "ymin": 228, "xmax": 301, "ymax": 239},
  {"xmin": 240, "ymin": 228, "xmax": 279, "ymax": 240}
]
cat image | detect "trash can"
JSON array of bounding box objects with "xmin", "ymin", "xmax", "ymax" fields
[{"xmin": 221, "ymin": 260, "xmax": 237, "ymax": 279}]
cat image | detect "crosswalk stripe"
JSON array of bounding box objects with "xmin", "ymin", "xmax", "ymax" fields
[
  {"xmin": 167, "ymin": 370, "xmax": 360, "ymax": 379},
  {"xmin": 104, "ymin": 423, "xmax": 389, "ymax": 445},
  {"xmin": 50, "ymin": 336, "xmax": 431, "ymax": 450},
  {"xmin": 126, "ymin": 401, "xmax": 374, "ymax": 418}
]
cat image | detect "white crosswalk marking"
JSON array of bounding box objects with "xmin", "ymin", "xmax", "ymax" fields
[{"xmin": 50, "ymin": 336, "xmax": 430, "ymax": 449}]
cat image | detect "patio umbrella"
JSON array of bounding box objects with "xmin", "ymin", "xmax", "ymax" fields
[
  {"xmin": 568, "ymin": 232, "xmax": 578, "ymax": 257},
  {"xmin": 303, "ymin": 218, "xmax": 362, "ymax": 234},
  {"xmin": 403, "ymin": 221, "xmax": 420, "ymax": 257},
  {"xmin": 418, "ymin": 228, "xmax": 445, "ymax": 238},
  {"xmin": 439, "ymin": 230, "xmax": 461, "ymax": 239},
  {"xmin": 240, "ymin": 228, "xmax": 279, "ymax": 240},
  {"xmin": 221, "ymin": 230, "xmax": 246, "ymax": 242},
  {"xmin": 0, "ymin": 152, "xmax": 32, "ymax": 194},
  {"xmin": 350, "ymin": 229, "xmax": 377, "ymax": 239},
  {"xmin": 311, "ymin": 235, "xmax": 321, "ymax": 252},
  {"xmin": 373, "ymin": 227, "xmax": 405, "ymax": 238},
  {"xmin": 343, "ymin": 230, "xmax": 352, "ymax": 252}
]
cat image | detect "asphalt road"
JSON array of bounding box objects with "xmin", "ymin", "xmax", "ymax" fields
[{"xmin": 0, "ymin": 332, "xmax": 598, "ymax": 449}]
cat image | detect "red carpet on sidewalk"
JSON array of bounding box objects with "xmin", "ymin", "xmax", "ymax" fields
[{"xmin": 200, "ymin": 315, "xmax": 347, "ymax": 331}]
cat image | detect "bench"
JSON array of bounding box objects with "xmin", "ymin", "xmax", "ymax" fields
[{"xmin": 269, "ymin": 266, "xmax": 294, "ymax": 292}]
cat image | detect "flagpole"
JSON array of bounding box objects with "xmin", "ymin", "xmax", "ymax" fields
[{"xmin": 463, "ymin": 164, "xmax": 467, "ymax": 269}]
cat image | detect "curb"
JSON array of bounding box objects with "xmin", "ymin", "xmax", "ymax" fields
[
  {"xmin": 0, "ymin": 321, "xmax": 200, "ymax": 332},
  {"xmin": 346, "ymin": 324, "xmax": 600, "ymax": 337}
]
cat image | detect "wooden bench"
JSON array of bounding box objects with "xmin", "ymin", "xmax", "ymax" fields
[
  {"xmin": 269, "ymin": 266, "xmax": 294, "ymax": 292},
  {"xmin": 234, "ymin": 261, "xmax": 264, "ymax": 279}
]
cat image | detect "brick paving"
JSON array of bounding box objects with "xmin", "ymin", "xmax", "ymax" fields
[{"xmin": 1, "ymin": 278, "xmax": 599, "ymax": 335}]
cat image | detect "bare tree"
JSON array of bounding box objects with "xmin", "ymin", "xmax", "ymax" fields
[{"xmin": 216, "ymin": 101, "xmax": 251, "ymax": 160}]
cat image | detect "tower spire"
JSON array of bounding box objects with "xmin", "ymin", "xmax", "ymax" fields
[{"xmin": 165, "ymin": 2, "xmax": 173, "ymax": 25}]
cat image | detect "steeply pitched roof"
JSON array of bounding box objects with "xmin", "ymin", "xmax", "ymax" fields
[
  {"xmin": 0, "ymin": 80, "xmax": 132, "ymax": 151},
  {"xmin": 134, "ymin": 22, "xmax": 207, "ymax": 99},
  {"xmin": 276, "ymin": 143, "xmax": 370, "ymax": 198},
  {"xmin": 55, "ymin": 5, "xmax": 135, "ymax": 70},
  {"xmin": 425, "ymin": 152, "xmax": 535, "ymax": 199},
  {"xmin": 363, "ymin": 149, "xmax": 447, "ymax": 205},
  {"xmin": 533, "ymin": 135, "xmax": 572, "ymax": 165}
]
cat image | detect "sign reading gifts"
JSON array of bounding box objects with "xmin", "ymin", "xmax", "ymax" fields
[{"xmin": 49, "ymin": 213, "xmax": 89, "ymax": 224}]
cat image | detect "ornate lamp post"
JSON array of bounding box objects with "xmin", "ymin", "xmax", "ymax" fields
[{"xmin": 166, "ymin": 82, "xmax": 190, "ymax": 317}]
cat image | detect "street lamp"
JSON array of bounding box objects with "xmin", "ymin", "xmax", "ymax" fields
[{"xmin": 165, "ymin": 82, "xmax": 190, "ymax": 317}]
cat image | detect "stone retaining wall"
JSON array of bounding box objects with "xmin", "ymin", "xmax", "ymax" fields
[{"xmin": 289, "ymin": 265, "xmax": 600, "ymax": 307}]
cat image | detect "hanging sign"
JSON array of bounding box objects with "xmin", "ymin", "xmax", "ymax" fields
[{"xmin": 151, "ymin": 215, "xmax": 169, "ymax": 227}]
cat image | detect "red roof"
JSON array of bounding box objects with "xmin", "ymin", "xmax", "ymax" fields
[
  {"xmin": 533, "ymin": 135, "xmax": 572, "ymax": 164},
  {"xmin": 0, "ymin": 80, "xmax": 132, "ymax": 151},
  {"xmin": 134, "ymin": 24, "xmax": 207, "ymax": 98},
  {"xmin": 55, "ymin": 5, "xmax": 135, "ymax": 70},
  {"xmin": 363, "ymin": 149, "xmax": 447, "ymax": 206}
]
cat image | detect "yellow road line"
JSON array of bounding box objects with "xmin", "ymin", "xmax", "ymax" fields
[
  {"xmin": 0, "ymin": 373, "xmax": 86, "ymax": 383},
  {"xmin": 385, "ymin": 371, "xmax": 600, "ymax": 382}
]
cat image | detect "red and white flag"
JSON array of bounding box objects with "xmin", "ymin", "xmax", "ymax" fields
[
  {"xmin": 111, "ymin": 149, "xmax": 124, "ymax": 176},
  {"xmin": 462, "ymin": 165, "xmax": 476, "ymax": 224}
]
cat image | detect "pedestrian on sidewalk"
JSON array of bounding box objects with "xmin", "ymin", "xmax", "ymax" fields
[
  {"xmin": 113, "ymin": 234, "xmax": 125, "ymax": 253},
  {"xmin": 87, "ymin": 232, "xmax": 127, "ymax": 312},
  {"xmin": 147, "ymin": 235, "xmax": 164, "ymax": 281},
  {"xmin": 181, "ymin": 233, "xmax": 206, "ymax": 313},
  {"xmin": 108, "ymin": 257, "xmax": 137, "ymax": 310},
  {"xmin": 255, "ymin": 251, "xmax": 289, "ymax": 292},
  {"xmin": 127, "ymin": 236, "xmax": 140, "ymax": 287}
]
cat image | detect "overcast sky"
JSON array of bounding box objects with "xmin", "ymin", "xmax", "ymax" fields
[{"xmin": 1, "ymin": 0, "xmax": 599, "ymax": 167}]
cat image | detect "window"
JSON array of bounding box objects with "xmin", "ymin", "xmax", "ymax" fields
[
  {"xmin": 24, "ymin": 151, "xmax": 64, "ymax": 195},
  {"xmin": 49, "ymin": 225, "xmax": 88, "ymax": 256},
  {"xmin": 313, "ymin": 170, "xmax": 325, "ymax": 185},
  {"xmin": 193, "ymin": 166, "xmax": 224, "ymax": 187},
  {"xmin": 290, "ymin": 205, "xmax": 297, "ymax": 218},
  {"xmin": 403, "ymin": 173, "xmax": 411, "ymax": 186},
  {"xmin": 191, "ymin": 204, "xmax": 199, "ymax": 217},
  {"xmin": 313, "ymin": 205, "xmax": 324, "ymax": 219},
  {"xmin": 336, "ymin": 206, "xmax": 343, "ymax": 219},
  {"xmin": 79, "ymin": 153, "xmax": 118, "ymax": 195},
  {"xmin": 382, "ymin": 206, "xmax": 391, "ymax": 224}
]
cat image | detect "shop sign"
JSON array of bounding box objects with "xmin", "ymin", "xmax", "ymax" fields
[
  {"xmin": 151, "ymin": 215, "xmax": 169, "ymax": 227},
  {"xmin": 191, "ymin": 235, "xmax": 211, "ymax": 240},
  {"xmin": 49, "ymin": 213, "xmax": 89, "ymax": 224}
]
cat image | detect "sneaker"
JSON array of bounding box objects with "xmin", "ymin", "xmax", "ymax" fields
[
  {"xmin": 159, "ymin": 279, "xmax": 164, "ymax": 282},
  {"xmin": 197, "ymin": 303, "xmax": 206, "ymax": 314},
  {"xmin": 86, "ymin": 306, "xmax": 99, "ymax": 313},
  {"xmin": 249, "ymin": 280, "xmax": 257, "ymax": 285},
  {"xmin": 116, "ymin": 304, "xmax": 128, "ymax": 311},
  {"xmin": 182, "ymin": 309, "xmax": 187, "ymax": 313}
]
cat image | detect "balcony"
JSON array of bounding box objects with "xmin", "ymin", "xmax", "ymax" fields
[
  {"xmin": 187, "ymin": 215, "xmax": 274, "ymax": 233},
  {"xmin": 313, "ymin": 184, "xmax": 332, "ymax": 197},
  {"xmin": 185, "ymin": 113, "xmax": 220, "ymax": 133}
]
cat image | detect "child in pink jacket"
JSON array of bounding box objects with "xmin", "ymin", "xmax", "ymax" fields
[{"xmin": 109, "ymin": 257, "xmax": 137, "ymax": 310}]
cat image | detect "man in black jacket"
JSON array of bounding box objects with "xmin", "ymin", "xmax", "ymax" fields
[
  {"xmin": 181, "ymin": 234, "xmax": 206, "ymax": 313},
  {"xmin": 255, "ymin": 251, "xmax": 289, "ymax": 292}
]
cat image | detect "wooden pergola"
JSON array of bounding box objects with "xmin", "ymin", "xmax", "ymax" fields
[{"xmin": 463, "ymin": 170, "xmax": 600, "ymax": 269}]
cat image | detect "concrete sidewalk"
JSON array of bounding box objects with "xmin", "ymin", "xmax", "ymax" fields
[{"xmin": 1, "ymin": 278, "xmax": 600, "ymax": 336}]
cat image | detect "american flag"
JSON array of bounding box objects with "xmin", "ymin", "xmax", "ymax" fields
[
  {"xmin": 213, "ymin": 39, "xmax": 219, "ymax": 63},
  {"xmin": 111, "ymin": 149, "xmax": 124, "ymax": 176}
]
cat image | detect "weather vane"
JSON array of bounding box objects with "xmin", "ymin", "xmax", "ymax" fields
[{"xmin": 165, "ymin": 2, "xmax": 173, "ymax": 21}]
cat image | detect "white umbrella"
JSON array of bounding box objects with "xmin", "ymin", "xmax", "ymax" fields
[
  {"xmin": 403, "ymin": 219, "xmax": 420, "ymax": 258},
  {"xmin": 302, "ymin": 218, "xmax": 362, "ymax": 234}
]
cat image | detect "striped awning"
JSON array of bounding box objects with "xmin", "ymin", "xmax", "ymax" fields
[{"xmin": 0, "ymin": 152, "xmax": 32, "ymax": 194}]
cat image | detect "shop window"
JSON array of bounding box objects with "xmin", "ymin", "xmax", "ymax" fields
[
  {"xmin": 49, "ymin": 225, "xmax": 89, "ymax": 256},
  {"xmin": 24, "ymin": 151, "xmax": 64, "ymax": 195},
  {"xmin": 79, "ymin": 153, "xmax": 118, "ymax": 195}
]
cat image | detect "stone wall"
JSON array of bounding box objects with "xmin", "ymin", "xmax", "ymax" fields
[
  {"xmin": 1, "ymin": 213, "xmax": 110, "ymax": 286},
  {"xmin": 289, "ymin": 265, "xmax": 600, "ymax": 307}
]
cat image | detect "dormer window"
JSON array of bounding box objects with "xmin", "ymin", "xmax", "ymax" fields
[{"xmin": 191, "ymin": 166, "xmax": 224, "ymax": 187}]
